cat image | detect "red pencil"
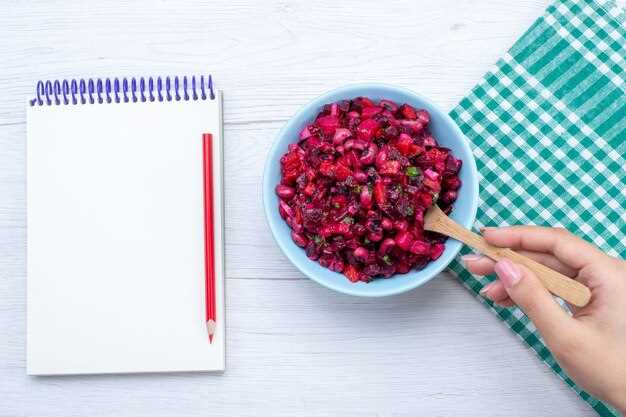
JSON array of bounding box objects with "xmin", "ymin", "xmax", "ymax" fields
[{"xmin": 202, "ymin": 133, "xmax": 216, "ymax": 343}]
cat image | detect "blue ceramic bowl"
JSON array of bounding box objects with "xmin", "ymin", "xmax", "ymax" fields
[{"xmin": 263, "ymin": 83, "xmax": 478, "ymax": 297}]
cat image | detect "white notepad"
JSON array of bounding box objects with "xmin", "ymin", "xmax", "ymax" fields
[{"xmin": 26, "ymin": 76, "xmax": 225, "ymax": 375}]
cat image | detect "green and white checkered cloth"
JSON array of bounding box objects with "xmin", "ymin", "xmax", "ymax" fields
[{"xmin": 447, "ymin": 0, "xmax": 625, "ymax": 415}]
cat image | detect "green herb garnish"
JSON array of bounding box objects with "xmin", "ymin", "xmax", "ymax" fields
[
  {"xmin": 342, "ymin": 216, "xmax": 354, "ymax": 224},
  {"xmin": 333, "ymin": 202, "xmax": 341, "ymax": 209},
  {"xmin": 405, "ymin": 206, "xmax": 414, "ymax": 216},
  {"xmin": 382, "ymin": 255, "xmax": 392, "ymax": 265},
  {"xmin": 406, "ymin": 166, "xmax": 419, "ymax": 177},
  {"xmin": 312, "ymin": 235, "xmax": 322, "ymax": 244},
  {"xmin": 364, "ymin": 238, "xmax": 371, "ymax": 245}
]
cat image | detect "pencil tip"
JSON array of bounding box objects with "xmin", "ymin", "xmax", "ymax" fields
[{"xmin": 206, "ymin": 319, "xmax": 216, "ymax": 344}]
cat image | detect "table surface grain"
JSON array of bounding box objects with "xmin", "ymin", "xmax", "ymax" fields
[{"xmin": 0, "ymin": 1, "xmax": 598, "ymax": 416}]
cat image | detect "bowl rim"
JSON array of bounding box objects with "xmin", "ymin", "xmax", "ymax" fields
[{"xmin": 262, "ymin": 82, "xmax": 478, "ymax": 297}]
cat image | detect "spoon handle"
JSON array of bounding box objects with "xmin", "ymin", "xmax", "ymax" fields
[{"xmin": 428, "ymin": 210, "xmax": 591, "ymax": 307}]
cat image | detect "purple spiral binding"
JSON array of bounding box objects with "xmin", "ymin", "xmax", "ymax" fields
[{"xmin": 29, "ymin": 75, "xmax": 215, "ymax": 106}]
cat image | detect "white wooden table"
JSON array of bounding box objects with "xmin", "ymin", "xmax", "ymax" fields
[{"xmin": 0, "ymin": 1, "xmax": 598, "ymax": 416}]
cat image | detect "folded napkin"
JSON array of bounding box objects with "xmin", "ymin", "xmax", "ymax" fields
[{"xmin": 447, "ymin": 0, "xmax": 625, "ymax": 415}]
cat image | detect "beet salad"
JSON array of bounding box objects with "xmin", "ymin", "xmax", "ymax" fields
[{"xmin": 276, "ymin": 97, "xmax": 463, "ymax": 283}]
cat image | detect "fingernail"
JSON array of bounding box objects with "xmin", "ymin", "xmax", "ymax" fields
[
  {"xmin": 479, "ymin": 281, "xmax": 495, "ymax": 296},
  {"xmin": 461, "ymin": 254, "xmax": 483, "ymax": 263},
  {"xmin": 480, "ymin": 226, "xmax": 493, "ymax": 234},
  {"xmin": 494, "ymin": 259, "xmax": 522, "ymax": 288}
]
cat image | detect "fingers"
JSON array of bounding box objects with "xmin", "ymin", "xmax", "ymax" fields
[
  {"xmin": 496, "ymin": 298, "xmax": 516, "ymax": 308},
  {"xmin": 493, "ymin": 259, "xmax": 581, "ymax": 346},
  {"xmin": 482, "ymin": 226, "xmax": 604, "ymax": 270},
  {"xmin": 464, "ymin": 253, "xmax": 580, "ymax": 310},
  {"xmin": 463, "ymin": 252, "xmax": 579, "ymax": 311},
  {"xmin": 463, "ymin": 251, "xmax": 578, "ymax": 278},
  {"xmin": 463, "ymin": 256, "xmax": 515, "ymax": 307},
  {"xmin": 480, "ymin": 280, "xmax": 508, "ymax": 302},
  {"xmin": 462, "ymin": 254, "xmax": 496, "ymax": 275}
]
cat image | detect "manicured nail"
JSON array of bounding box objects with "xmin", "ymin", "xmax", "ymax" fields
[
  {"xmin": 461, "ymin": 254, "xmax": 483, "ymax": 263},
  {"xmin": 479, "ymin": 281, "xmax": 495, "ymax": 296},
  {"xmin": 494, "ymin": 259, "xmax": 522, "ymax": 288}
]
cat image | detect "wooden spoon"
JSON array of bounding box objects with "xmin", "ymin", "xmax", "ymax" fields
[{"xmin": 424, "ymin": 205, "xmax": 591, "ymax": 307}]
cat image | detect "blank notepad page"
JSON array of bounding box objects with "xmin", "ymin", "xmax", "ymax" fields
[{"xmin": 26, "ymin": 80, "xmax": 224, "ymax": 375}]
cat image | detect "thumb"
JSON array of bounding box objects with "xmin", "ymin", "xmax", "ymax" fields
[{"xmin": 494, "ymin": 258, "xmax": 577, "ymax": 345}]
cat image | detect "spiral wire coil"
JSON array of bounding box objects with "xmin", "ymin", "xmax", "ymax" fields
[{"xmin": 30, "ymin": 75, "xmax": 215, "ymax": 106}]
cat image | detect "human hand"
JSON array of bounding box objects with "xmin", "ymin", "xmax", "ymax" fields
[{"xmin": 462, "ymin": 226, "xmax": 626, "ymax": 413}]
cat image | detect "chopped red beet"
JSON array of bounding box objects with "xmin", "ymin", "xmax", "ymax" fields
[
  {"xmin": 356, "ymin": 118, "xmax": 381, "ymax": 142},
  {"xmin": 373, "ymin": 180, "xmax": 387, "ymax": 205},
  {"xmin": 409, "ymin": 240, "xmax": 430, "ymax": 255},
  {"xmin": 277, "ymin": 97, "xmax": 463, "ymax": 282},
  {"xmin": 430, "ymin": 242, "xmax": 445, "ymax": 260},
  {"xmin": 399, "ymin": 103, "xmax": 418, "ymax": 120},
  {"xmin": 344, "ymin": 264, "xmax": 362, "ymax": 282},
  {"xmin": 334, "ymin": 163, "xmax": 352, "ymax": 181},
  {"xmin": 361, "ymin": 106, "xmax": 383, "ymax": 119},
  {"xmin": 316, "ymin": 115, "xmax": 340, "ymax": 135}
]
